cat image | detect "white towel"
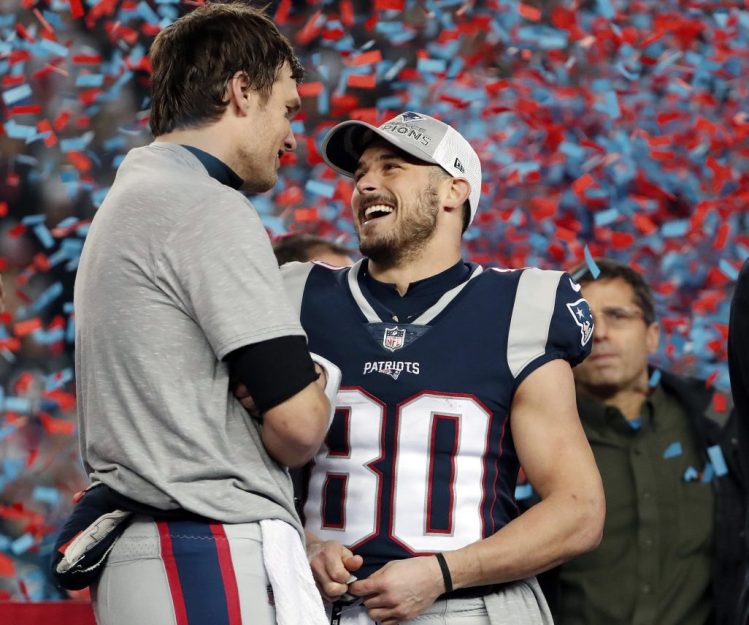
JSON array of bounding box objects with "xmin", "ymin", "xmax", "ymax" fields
[{"xmin": 260, "ymin": 519, "xmax": 329, "ymax": 625}]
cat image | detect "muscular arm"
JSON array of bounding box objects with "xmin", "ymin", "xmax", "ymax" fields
[
  {"xmin": 350, "ymin": 359, "xmax": 605, "ymax": 624},
  {"xmin": 444, "ymin": 358, "xmax": 605, "ymax": 586}
]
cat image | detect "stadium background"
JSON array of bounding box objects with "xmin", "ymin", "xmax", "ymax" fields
[{"xmin": 0, "ymin": 0, "xmax": 746, "ymax": 614}]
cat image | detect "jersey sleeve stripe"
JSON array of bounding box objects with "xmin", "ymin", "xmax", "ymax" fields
[{"xmin": 506, "ymin": 269, "xmax": 563, "ymax": 378}]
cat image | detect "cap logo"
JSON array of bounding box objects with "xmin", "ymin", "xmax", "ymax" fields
[
  {"xmin": 399, "ymin": 112, "xmax": 424, "ymax": 121},
  {"xmin": 381, "ymin": 123, "xmax": 431, "ymax": 147},
  {"xmin": 454, "ymin": 157, "xmax": 465, "ymax": 174}
]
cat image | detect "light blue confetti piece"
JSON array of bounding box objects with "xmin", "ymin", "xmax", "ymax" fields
[
  {"xmin": 702, "ymin": 462, "xmax": 714, "ymax": 483},
  {"xmin": 2, "ymin": 83, "xmax": 32, "ymax": 106},
  {"xmin": 593, "ymin": 208, "xmax": 619, "ymax": 226},
  {"xmin": 628, "ymin": 418, "xmax": 643, "ymax": 430},
  {"xmin": 713, "ymin": 11, "xmax": 729, "ymax": 28},
  {"xmin": 584, "ymin": 245, "xmax": 601, "ymax": 279},
  {"xmin": 75, "ymin": 73, "xmax": 104, "ymax": 88},
  {"xmin": 707, "ymin": 445, "xmax": 728, "ymax": 476},
  {"xmin": 719, "ymin": 259, "xmax": 739, "ymax": 281},
  {"xmin": 10, "ymin": 533, "xmax": 34, "ymax": 555},
  {"xmin": 305, "ymin": 179, "xmax": 335, "ymax": 198},
  {"xmin": 3, "ymin": 396, "xmax": 31, "ymax": 413},
  {"xmin": 663, "ymin": 441, "xmax": 683, "ymax": 459},
  {"xmin": 32, "ymin": 281, "xmax": 63, "ymax": 314},
  {"xmin": 384, "ymin": 58, "xmax": 408, "ymax": 82},
  {"xmin": 416, "ymin": 58, "xmax": 447, "ymax": 73},
  {"xmin": 38, "ymin": 38, "xmax": 68, "ymax": 57},
  {"xmin": 21, "ymin": 213, "xmax": 45, "ymax": 225},
  {"xmin": 560, "ymin": 141, "xmax": 586, "ymax": 160},
  {"xmin": 3, "ymin": 119, "xmax": 36, "ymax": 140},
  {"xmin": 33, "ymin": 223, "xmax": 54, "ymax": 249},
  {"xmin": 138, "ymin": 0, "xmax": 160, "ymax": 23},
  {"xmin": 661, "ymin": 219, "xmax": 689, "ymax": 238},
  {"xmin": 66, "ymin": 316, "xmax": 75, "ymax": 344},
  {"xmin": 45, "ymin": 367, "xmax": 72, "ymax": 391},
  {"xmin": 683, "ymin": 466, "xmax": 699, "ymax": 481},
  {"xmin": 648, "ymin": 368, "xmax": 662, "ymax": 388},
  {"xmin": 32, "ymin": 486, "xmax": 61, "ymax": 505},
  {"xmin": 291, "ymin": 120, "xmax": 305, "ymax": 135},
  {"xmin": 0, "ymin": 14, "xmax": 15, "ymax": 27},
  {"xmin": 514, "ymin": 483, "xmax": 533, "ymax": 500}
]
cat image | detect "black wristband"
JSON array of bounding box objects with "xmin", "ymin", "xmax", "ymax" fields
[{"xmin": 435, "ymin": 552, "xmax": 453, "ymax": 593}]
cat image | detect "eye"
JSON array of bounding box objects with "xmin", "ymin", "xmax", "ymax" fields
[{"xmin": 383, "ymin": 162, "xmax": 401, "ymax": 171}]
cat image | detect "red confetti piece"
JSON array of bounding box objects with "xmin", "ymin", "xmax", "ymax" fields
[
  {"xmin": 714, "ymin": 222, "xmax": 730, "ymax": 250},
  {"xmin": 712, "ymin": 392, "xmax": 728, "ymax": 413},
  {"xmin": 0, "ymin": 554, "xmax": 15, "ymax": 577},
  {"xmin": 13, "ymin": 318, "xmax": 42, "ymax": 338},
  {"xmin": 69, "ymin": 0, "xmax": 84, "ymax": 18},
  {"xmin": 294, "ymin": 208, "xmax": 319, "ymax": 221},
  {"xmin": 572, "ymin": 173, "xmax": 595, "ymax": 198},
  {"xmin": 375, "ymin": 0, "xmax": 404, "ymax": 10},
  {"xmin": 298, "ymin": 82, "xmax": 324, "ymax": 97},
  {"xmin": 71, "ymin": 54, "xmax": 102, "ymax": 64},
  {"xmin": 67, "ymin": 151, "xmax": 92, "ymax": 172},
  {"xmin": 348, "ymin": 50, "xmax": 383, "ymax": 67},
  {"xmin": 347, "ymin": 73, "xmax": 377, "ymax": 89},
  {"xmin": 7, "ymin": 104, "xmax": 42, "ymax": 116},
  {"xmin": 519, "ymin": 3, "xmax": 542, "ymax": 21},
  {"xmin": 40, "ymin": 412, "xmax": 76, "ymax": 436}
]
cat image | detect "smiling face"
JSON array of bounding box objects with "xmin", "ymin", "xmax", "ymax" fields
[
  {"xmin": 352, "ymin": 142, "xmax": 450, "ymax": 268},
  {"xmin": 573, "ymin": 277, "xmax": 659, "ymax": 399},
  {"xmin": 236, "ymin": 62, "xmax": 301, "ymax": 192}
]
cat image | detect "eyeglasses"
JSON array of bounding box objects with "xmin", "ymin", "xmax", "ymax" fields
[{"xmin": 591, "ymin": 306, "xmax": 646, "ymax": 328}]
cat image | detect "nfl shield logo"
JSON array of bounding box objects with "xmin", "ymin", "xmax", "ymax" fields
[{"xmin": 383, "ymin": 326, "xmax": 406, "ymax": 352}]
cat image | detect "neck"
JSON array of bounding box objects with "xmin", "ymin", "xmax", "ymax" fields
[
  {"xmin": 155, "ymin": 124, "xmax": 235, "ymax": 170},
  {"xmin": 580, "ymin": 371, "xmax": 651, "ymax": 421},
  {"xmin": 367, "ymin": 241, "xmax": 461, "ymax": 296}
]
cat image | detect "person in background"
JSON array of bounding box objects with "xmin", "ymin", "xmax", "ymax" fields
[
  {"xmin": 543, "ymin": 258, "xmax": 745, "ymax": 625},
  {"xmin": 54, "ymin": 4, "xmax": 338, "ymax": 624},
  {"xmin": 281, "ymin": 111, "xmax": 605, "ymax": 625},
  {"xmin": 728, "ymin": 258, "xmax": 749, "ymax": 625},
  {"xmin": 273, "ymin": 233, "xmax": 354, "ymax": 267}
]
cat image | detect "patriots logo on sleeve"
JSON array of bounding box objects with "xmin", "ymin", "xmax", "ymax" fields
[{"xmin": 566, "ymin": 298, "xmax": 594, "ymax": 347}]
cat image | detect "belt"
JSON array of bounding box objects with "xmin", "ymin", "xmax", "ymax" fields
[{"xmin": 440, "ymin": 583, "xmax": 508, "ymax": 600}]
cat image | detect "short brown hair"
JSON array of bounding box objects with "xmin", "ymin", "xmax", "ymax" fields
[
  {"xmin": 149, "ymin": 2, "xmax": 304, "ymax": 136},
  {"xmin": 569, "ymin": 258, "xmax": 657, "ymax": 325}
]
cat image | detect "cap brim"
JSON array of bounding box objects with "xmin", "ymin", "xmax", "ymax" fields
[{"xmin": 321, "ymin": 120, "xmax": 440, "ymax": 178}]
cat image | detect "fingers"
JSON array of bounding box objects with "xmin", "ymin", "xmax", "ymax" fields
[
  {"xmin": 308, "ymin": 541, "xmax": 359, "ymax": 601},
  {"xmin": 343, "ymin": 553, "xmax": 363, "ymax": 572}
]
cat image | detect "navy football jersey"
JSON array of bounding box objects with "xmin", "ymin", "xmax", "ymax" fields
[{"xmin": 281, "ymin": 260, "xmax": 593, "ymax": 578}]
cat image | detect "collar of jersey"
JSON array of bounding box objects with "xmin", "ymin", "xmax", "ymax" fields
[{"xmin": 346, "ymin": 259, "xmax": 483, "ymax": 325}]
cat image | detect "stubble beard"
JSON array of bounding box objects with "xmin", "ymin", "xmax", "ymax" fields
[{"xmin": 358, "ymin": 185, "xmax": 440, "ymax": 270}]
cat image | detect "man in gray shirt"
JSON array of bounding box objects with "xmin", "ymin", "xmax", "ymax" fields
[{"xmin": 57, "ymin": 5, "xmax": 336, "ymax": 625}]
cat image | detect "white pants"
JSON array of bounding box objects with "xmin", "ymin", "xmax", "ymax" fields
[
  {"xmin": 329, "ymin": 578, "xmax": 553, "ymax": 625},
  {"xmin": 93, "ymin": 516, "xmax": 276, "ymax": 625}
]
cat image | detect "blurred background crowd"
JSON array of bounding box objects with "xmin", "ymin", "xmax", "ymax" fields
[{"xmin": 0, "ymin": 0, "xmax": 747, "ymax": 601}]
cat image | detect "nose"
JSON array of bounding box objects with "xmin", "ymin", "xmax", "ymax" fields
[
  {"xmin": 591, "ymin": 312, "xmax": 609, "ymax": 341},
  {"xmin": 355, "ymin": 170, "xmax": 379, "ymax": 194},
  {"xmin": 283, "ymin": 130, "xmax": 297, "ymax": 152}
]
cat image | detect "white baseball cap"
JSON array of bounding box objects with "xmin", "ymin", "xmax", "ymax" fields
[{"xmin": 321, "ymin": 111, "xmax": 482, "ymax": 226}]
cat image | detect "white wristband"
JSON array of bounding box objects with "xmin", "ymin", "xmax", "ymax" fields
[{"xmin": 310, "ymin": 352, "xmax": 341, "ymax": 428}]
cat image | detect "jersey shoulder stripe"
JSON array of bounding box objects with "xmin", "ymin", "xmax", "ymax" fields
[
  {"xmin": 279, "ymin": 261, "xmax": 316, "ymax": 317},
  {"xmin": 506, "ymin": 268, "xmax": 564, "ymax": 378}
]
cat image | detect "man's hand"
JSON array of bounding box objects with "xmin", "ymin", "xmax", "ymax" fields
[
  {"xmin": 233, "ymin": 383, "xmax": 260, "ymax": 419},
  {"xmin": 306, "ymin": 538, "xmax": 363, "ymax": 602},
  {"xmin": 349, "ymin": 556, "xmax": 444, "ymax": 625}
]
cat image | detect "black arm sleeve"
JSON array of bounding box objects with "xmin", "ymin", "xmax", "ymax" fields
[{"xmin": 225, "ymin": 335, "xmax": 319, "ymax": 414}]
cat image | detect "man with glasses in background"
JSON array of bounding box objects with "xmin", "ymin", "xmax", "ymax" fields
[{"xmin": 540, "ymin": 258, "xmax": 746, "ymax": 625}]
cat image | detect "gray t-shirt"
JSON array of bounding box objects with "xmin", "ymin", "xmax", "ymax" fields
[{"xmin": 75, "ymin": 143, "xmax": 305, "ymax": 529}]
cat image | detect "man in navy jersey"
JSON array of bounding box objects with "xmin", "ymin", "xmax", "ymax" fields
[{"xmin": 281, "ymin": 112, "xmax": 606, "ymax": 625}]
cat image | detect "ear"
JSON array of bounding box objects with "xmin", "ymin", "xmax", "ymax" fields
[
  {"xmin": 444, "ymin": 177, "xmax": 471, "ymax": 211},
  {"xmin": 226, "ymin": 71, "xmax": 252, "ymax": 116},
  {"xmin": 645, "ymin": 321, "xmax": 659, "ymax": 355}
]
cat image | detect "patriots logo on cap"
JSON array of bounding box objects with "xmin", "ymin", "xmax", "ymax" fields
[
  {"xmin": 566, "ymin": 298, "xmax": 594, "ymax": 347},
  {"xmin": 383, "ymin": 326, "xmax": 406, "ymax": 352},
  {"xmin": 399, "ymin": 111, "xmax": 424, "ymax": 122}
]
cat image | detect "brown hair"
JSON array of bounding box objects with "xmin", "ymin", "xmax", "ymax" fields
[
  {"xmin": 149, "ymin": 2, "xmax": 304, "ymax": 136},
  {"xmin": 569, "ymin": 258, "xmax": 657, "ymax": 325}
]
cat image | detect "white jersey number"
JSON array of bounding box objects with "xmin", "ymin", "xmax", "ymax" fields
[{"xmin": 304, "ymin": 389, "xmax": 492, "ymax": 553}]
